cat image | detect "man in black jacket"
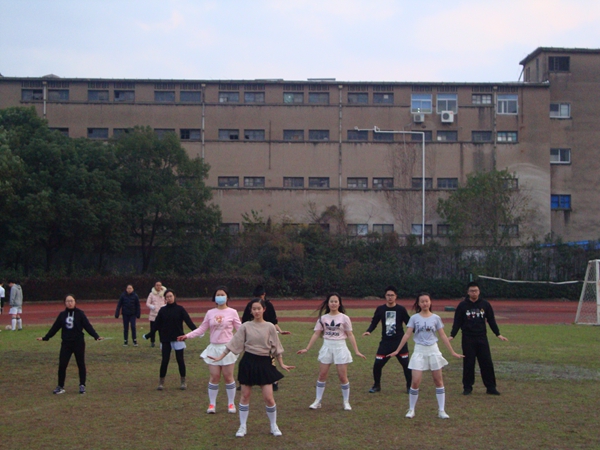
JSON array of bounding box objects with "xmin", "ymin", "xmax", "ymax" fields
[{"xmin": 450, "ymin": 282, "xmax": 508, "ymax": 395}]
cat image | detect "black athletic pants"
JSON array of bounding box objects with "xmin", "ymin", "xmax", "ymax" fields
[
  {"xmin": 159, "ymin": 344, "xmax": 186, "ymax": 378},
  {"xmin": 373, "ymin": 353, "xmax": 412, "ymax": 390},
  {"xmin": 461, "ymin": 335, "xmax": 496, "ymax": 390},
  {"xmin": 148, "ymin": 320, "xmax": 157, "ymax": 343},
  {"xmin": 122, "ymin": 314, "xmax": 137, "ymax": 341},
  {"xmin": 58, "ymin": 339, "xmax": 86, "ymax": 387}
]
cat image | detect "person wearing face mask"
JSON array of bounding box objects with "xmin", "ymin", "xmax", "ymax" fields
[{"xmin": 178, "ymin": 286, "xmax": 241, "ymax": 414}]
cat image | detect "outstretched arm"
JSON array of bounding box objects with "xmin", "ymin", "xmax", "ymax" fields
[
  {"xmin": 387, "ymin": 328, "xmax": 413, "ymax": 358},
  {"xmin": 346, "ymin": 331, "xmax": 366, "ymax": 359},
  {"xmin": 297, "ymin": 330, "xmax": 322, "ymax": 354},
  {"xmin": 438, "ymin": 328, "xmax": 463, "ymax": 358}
]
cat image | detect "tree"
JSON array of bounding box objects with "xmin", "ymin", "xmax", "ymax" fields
[
  {"xmin": 437, "ymin": 170, "xmax": 531, "ymax": 247},
  {"xmin": 113, "ymin": 127, "xmax": 220, "ymax": 273}
]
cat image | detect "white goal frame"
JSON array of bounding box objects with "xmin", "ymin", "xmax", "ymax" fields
[{"xmin": 575, "ymin": 259, "xmax": 600, "ymax": 325}]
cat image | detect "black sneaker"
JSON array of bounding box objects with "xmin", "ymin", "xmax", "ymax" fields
[
  {"xmin": 133, "ymin": 340, "xmax": 138, "ymax": 347},
  {"xmin": 369, "ymin": 385, "xmax": 381, "ymax": 393},
  {"xmin": 142, "ymin": 334, "xmax": 148, "ymax": 340},
  {"xmin": 123, "ymin": 340, "xmax": 128, "ymax": 346},
  {"xmin": 463, "ymin": 387, "xmax": 473, "ymax": 395},
  {"xmin": 79, "ymin": 384, "xmax": 86, "ymax": 395},
  {"xmin": 486, "ymin": 388, "xmax": 501, "ymax": 395},
  {"xmin": 53, "ymin": 386, "xmax": 66, "ymax": 395}
]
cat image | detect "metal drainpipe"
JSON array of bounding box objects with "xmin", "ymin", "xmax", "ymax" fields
[
  {"xmin": 201, "ymin": 84, "xmax": 206, "ymax": 160},
  {"xmin": 42, "ymin": 81, "xmax": 47, "ymax": 118},
  {"xmin": 338, "ymin": 85, "xmax": 343, "ymax": 210},
  {"xmin": 492, "ymin": 86, "xmax": 498, "ymax": 169}
]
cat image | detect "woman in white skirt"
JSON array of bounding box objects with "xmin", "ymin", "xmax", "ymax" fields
[
  {"xmin": 388, "ymin": 292, "xmax": 464, "ymax": 419},
  {"xmin": 297, "ymin": 293, "xmax": 366, "ymax": 411},
  {"xmin": 178, "ymin": 286, "xmax": 241, "ymax": 414}
]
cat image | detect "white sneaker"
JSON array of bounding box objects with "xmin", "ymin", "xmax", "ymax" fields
[
  {"xmin": 206, "ymin": 404, "xmax": 216, "ymax": 414},
  {"xmin": 235, "ymin": 426, "xmax": 246, "ymax": 437},
  {"xmin": 228, "ymin": 404, "xmax": 236, "ymax": 414},
  {"xmin": 309, "ymin": 400, "xmax": 321, "ymax": 409},
  {"xmin": 438, "ymin": 410, "xmax": 450, "ymax": 419},
  {"xmin": 405, "ymin": 409, "xmax": 415, "ymax": 419},
  {"xmin": 343, "ymin": 401, "xmax": 352, "ymax": 411},
  {"xmin": 271, "ymin": 425, "xmax": 282, "ymax": 437}
]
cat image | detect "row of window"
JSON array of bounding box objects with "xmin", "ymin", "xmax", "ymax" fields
[{"xmin": 217, "ymin": 176, "xmax": 462, "ymax": 189}]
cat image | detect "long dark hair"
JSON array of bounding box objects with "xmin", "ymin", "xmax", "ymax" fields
[
  {"xmin": 247, "ymin": 298, "xmax": 267, "ymax": 320},
  {"xmin": 413, "ymin": 292, "xmax": 432, "ymax": 313},
  {"xmin": 317, "ymin": 292, "xmax": 346, "ymax": 317},
  {"xmin": 212, "ymin": 285, "xmax": 230, "ymax": 303}
]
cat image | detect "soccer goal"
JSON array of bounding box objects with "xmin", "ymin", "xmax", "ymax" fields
[{"xmin": 575, "ymin": 259, "xmax": 600, "ymax": 325}]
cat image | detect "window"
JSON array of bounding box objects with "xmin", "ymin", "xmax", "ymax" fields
[
  {"xmin": 114, "ymin": 90, "xmax": 135, "ymax": 102},
  {"xmin": 154, "ymin": 129, "xmax": 175, "ymax": 139},
  {"xmin": 437, "ymin": 131, "xmax": 458, "ymax": 142},
  {"xmin": 21, "ymin": 89, "xmax": 43, "ymax": 101},
  {"xmin": 373, "ymin": 132, "xmax": 394, "ymax": 142},
  {"xmin": 373, "ymin": 93, "xmax": 394, "ymax": 104},
  {"xmin": 549, "ymin": 56, "xmax": 570, "ymax": 72},
  {"xmin": 244, "ymin": 177, "xmax": 265, "ymax": 187},
  {"xmin": 437, "ymin": 224, "xmax": 450, "ymax": 236},
  {"xmin": 347, "ymin": 177, "xmax": 368, "ymax": 189},
  {"xmin": 48, "ymin": 90, "xmax": 69, "ymax": 101},
  {"xmin": 113, "ymin": 128, "xmax": 131, "ymax": 137},
  {"xmin": 373, "ymin": 224, "xmax": 394, "ymax": 234},
  {"xmin": 472, "ymin": 131, "xmax": 492, "ymax": 142},
  {"xmin": 244, "ymin": 129, "xmax": 265, "ymax": 141},
  {"xmin": 218, "ymin": 176, "xmax": 239, "ymax": 187},
  {"xmin": 283, "ymin": 130, "xmax": 304, "ymax": 141},
  {"xmin": 348, "ymin": 93, "xmax": 368, "ymax": 104},
  {"xmin": 180, "ymin": 91, "xmax": 202, "ymax": 102},
  {"xmin": 411, "ymin": 131, "xmax": 432, "ymax": 142},
  {"xmin": 437, "ymin": 178, "xmax": 458, "ymax": 189},
  {"xmin": 411, "ymin": 224, "xmax": 433, "ymax": 236},
  {"xmin": 347, "ymin": 130, "xmax": 368, "ymax": 141},
  {"xmin": 550, "ymin": 148, "xmax": 571, "ymax": 164},
  {"xmin": 309, "ymin": 177, "xmax": 329, "ymax": 188},
  {"xmin": 412, "ymin": 178, "xmax": 433, "ymax": 189},
  {"xmin": 154, "ymin": 91, "xmax": 175, "ymax": 102},
  {"xmin": 472, "ymin": 94, "xmax": 492, "ymax": 105},
  {"xmin": 219, "ymin": 92, "xmax": 239, "ymax": 103},
  {"xmin": 497, "ymin": 94, "xmax": 518, "ymax": 114},
  {"xmin": 373, "ymin": 178, "xmax": 393, "ymax": 189},
  {"xmin": 497, "ymin": 131, "xmax": 518, "ymax": 142},
  {"xmin": 437, "ymin": 94, "xmax": 457, "ymax": 113},
  {"xmin": 244, "ymin": 92, "xmax": 265, "ymax": 103},
  {"xmin": 550, "ymin": 103, "xmax": 570, "ymax": 118},
  {"xmin": 50, "ymin": 128, "xmax": 69, "ymax": 136},
  {"xmin": 180, "ymin": 129, "xmax": 201, "ymax": 140},
  {"xmin": 347, "ymin": 224, "xmax": 368, "ymax": 236},
  {"xmin": 503, "ymin": 178, "xmax": 519, "ymax": 190},
  {"xmin": 551, "ymin": 194, "xmax": 571, "ymax": 210},
  {"xmin": 308, "ymin": 93, "xmax": 329, "ymax": 104},
  {"xmin": 411, "ymin": 94, "xmax": 432, "ymax": 113},
  {"xmin": 499, "ymin": 224, "xmax": 519, "ymax": 237},
  {"xmin": 87, "ymin": 128, "xmax": 108, "ymax": 139},
  {"xmin": 88, "ymin": 90, "xmax": 109, "ymax": 102},
  {"xmin": 283, "ymin": 92, "xmax": 303, "ymax": 104},
  {"xmin": 308, "ymin": 130, "xmax": 330, "ymax": 141},
  {"xmin": 219, "ymin": 129, "xmax": 239, "ymax": 140},
  {"xmin": 283, "ymin": 177, "xmax": 304, "ymax": 188},
  {"xmin": 220, "ymin": 223, "xmax": 240, "ymax": 235}
]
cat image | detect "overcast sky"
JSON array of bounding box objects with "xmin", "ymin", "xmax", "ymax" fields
[{"xmin": 2, "ymin": 0, "xmax": 600, "ymax": 83}]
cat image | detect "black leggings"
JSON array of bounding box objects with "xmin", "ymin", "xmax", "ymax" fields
[
  {"xmin": 58, "ymin": 340, "xmax": 86, "ymax": 387},
  {"xmin": 148, "ymin": 321, "xmax": 157, "ymax": 343},
  {"xmin": 373, "ymin": 354, "xmax": 412, "ymax": 390},
  {"xmin": 160, "ymin": 344, "xmax": 186, "ymax": 378}
]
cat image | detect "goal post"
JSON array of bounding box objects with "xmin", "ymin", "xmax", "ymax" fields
[{"xmin": 575, "ymin": 259, "xmax": 600, "ymax": 325}]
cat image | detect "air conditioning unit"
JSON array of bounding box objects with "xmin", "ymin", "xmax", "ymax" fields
[
  {"xmin": 413, "ymin": 113, "xmax": 425, "ymax": 123},
  {"xmin": 441, "ymin": 111, "xmax": 454, "ymax": 123}
]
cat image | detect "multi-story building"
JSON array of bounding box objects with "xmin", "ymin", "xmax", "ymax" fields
[{"xmin": 1, "ymin": 47, "xmax": 598, "ymax": 242}]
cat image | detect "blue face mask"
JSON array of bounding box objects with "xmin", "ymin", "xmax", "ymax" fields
[{"xmin": 215, "ymin": 295, "xmax": 227, "ymax": 305}]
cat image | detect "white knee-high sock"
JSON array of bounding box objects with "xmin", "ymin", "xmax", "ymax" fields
[
  {"xmin": 316, "ymin": 380, "xmax": 326, "ymax": 401},
  {"xmin": 11, "ymin": 318, "xmax": 16, "ymax": 330},
  {"xmin": 409, "ymin": 388, "xmax": 419, "ymax": 410},
  {"xmin": 341, "ymin": 382, "xmax": 350, "ymax": 402},
  {"xmin": 208, "ymin": 383, "xmax": 219, "ymax": 405},
  {"xmin": 266, "ymin": 404, "xmax": 277, "ymax": 427},
  {"xmin": 225, "ymin": 382, "xmax": 236, "ymax": 405},
  {"xmin": 17, "ymin": 318, "xmax": 22, "ymax": 329},
  {"xmin": 239, "ymin": 403, "xmax": 249, "ymax": 427},
  {"xmin": 436, "ymin": 387, "xmax": 446, "ymax": 411}
]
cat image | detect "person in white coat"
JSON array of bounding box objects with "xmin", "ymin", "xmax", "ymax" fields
[{"xmin": 142, "ymin": 281, "xmax": 167, "ymax": 347}]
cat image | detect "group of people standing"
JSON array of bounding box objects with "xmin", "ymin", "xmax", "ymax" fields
[{"xmin": 36, "ymin": 280, "xmax": 508, "ymax": 438}]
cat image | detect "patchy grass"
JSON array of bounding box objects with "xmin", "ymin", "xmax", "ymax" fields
[{"xmin": 1, "ymin": 322, "xmax": 599, "ymax": 449}]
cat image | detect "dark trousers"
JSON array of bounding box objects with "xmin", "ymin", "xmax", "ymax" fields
[
  {"xmin": 148, "ymin": 320, "xmax": 157, "ymax": 343},
  {"xmin": 58, "ymin": 340, "xmax": 86, "ymax": 387},
  {"xmin": 462, "ymin": 335, "xmax": 496, "ymax": 389},
  {"xmin": 159, "ymin": 344, "xmax": 186, "ymax": 378},
  {"xmin": 373, "ymin": 353, "xmax": 412, "ymax": 390},
  {"xmin": 122, "ymin": 314, "xmax": 137, "ymax": 341}
]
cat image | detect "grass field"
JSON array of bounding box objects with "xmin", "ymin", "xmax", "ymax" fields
[{"xmin": 1, "ymin": 317, "xmax": 599, "ymax": 450}]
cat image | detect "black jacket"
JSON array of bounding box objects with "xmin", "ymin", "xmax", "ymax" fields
[
  {"xmin": 43, "ymin": 307, "xmax": 100, "ymax": 342},
  {"xmin": 450, "ymin": 297, "xmax": 501, "ymax": 338},
  {"xmin": 242, "ymin": 298, "xmax": 278, "ymax": 325},
  {"xmin": 115, "ymin": 291, "xmax": 141, "ymax": 318},
  {"xmin": 154, "ymin": 302, "xmax": 197, "ymax": 343}
]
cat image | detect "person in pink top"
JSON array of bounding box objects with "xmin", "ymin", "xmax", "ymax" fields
[
  {"xmin": 298, "ymin": 293, "xmax": 366, "ymax": 411},
  {"xmin": 178, "ymin": 286, "xmax": 241, "ymax": 414},
  {"xmin": 143, "ymin": 281, "xmax": 167, "ymax": 347}
]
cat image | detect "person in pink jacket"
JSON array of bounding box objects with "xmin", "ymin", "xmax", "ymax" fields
[
  {"xmin": 178, "ymin": 286, "xmax": 241, "ymax": 414},
  {"xmin": 143, "ymin": 281, "xmax": 167, "ymax": 347}
]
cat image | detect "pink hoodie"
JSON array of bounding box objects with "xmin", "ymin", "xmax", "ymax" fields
[{"xmin": 186, "ymin": 307, "xmax": 241, "ymax": 344}]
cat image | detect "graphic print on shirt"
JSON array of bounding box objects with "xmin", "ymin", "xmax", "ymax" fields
[
  {"xmin": 323, "ymin": 319, "xmax": 342, "ymax": 338},
  {"xmin": 413, "ymin": 319, "xmax": 436, "ymax": 334},
  {"xmin": 215, "ymin": 315, "xmax": 224, "ymax": 325},
  {"xmin": 466, "ymin": 309, "xmax": 486, "ymax": 320},
  {"xmin": 65, "ymin": 311, "xmax": 74, "ymax": 329},
  {"xmin": 385, "ymin": 311, "xmax": 397, "ymax": 336}
]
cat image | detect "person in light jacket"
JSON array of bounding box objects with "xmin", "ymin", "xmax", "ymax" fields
[{"xmin": 143, "ymin": 281, "xmax": 167, "ymax": 347}]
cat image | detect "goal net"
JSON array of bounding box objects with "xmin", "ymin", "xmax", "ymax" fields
[{"xmin": 575, "ymin": 259, "xmax": 600, "ymax": 325}]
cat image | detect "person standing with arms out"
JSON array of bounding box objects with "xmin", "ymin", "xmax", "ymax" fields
[
  {"xmin": 178, "ymin": 286, "xmax": 241, "ymax": 414},
  {"xmin": 37, "ymin": 295, "xmax": 104, "ymax": 395},
  {"xmin": 210, "ymin": 298, "xmax": 294, "ymax": 438},
  {"xmin": 449, "ymin": 281, "xmax": 508, "ymax": 396},
  {"xmin": 8, "ymin": 280, "xmax": 23, "ymax": 331},
  {"xmin": 241, "ymin": 285, "xmax": 290, "ymax": 391},
  {"xmin": 115, "ymin": 284, "xmax": 141, "ymax": 346},
  {"xmin": 298, "ymin": 293, "xmax": 366, "ymax": 411},
  {"xmin": 0, "ymin": 281, "xmax": 5, "ymax": 315},
  {"xmin": 389, "ymin": 293, "xmax": 463, "ymax": 419},
  {"xmin": 143, "ymin": 281, "xmax": 167, "ymax": 347},
  {"xmin": 363, "ymin": 285, "xmax": 412, "ymax": 394}
]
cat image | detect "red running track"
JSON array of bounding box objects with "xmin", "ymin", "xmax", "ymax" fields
[{"xmin": 8, "ymin": 298, "xmax": 579, "ymax": 327}]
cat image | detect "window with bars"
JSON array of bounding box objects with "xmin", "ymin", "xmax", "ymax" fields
[
  {"xmin": 181, "ymin": 91, "xmax": 202, "ymax": 102},
  {"xmin": 347, "ymin": 130, "xmax": 368, "ymax": 141},
  {"xmin": 218, "ymin": 177, "xmax": 239, "ymax": 187},
  {"xmin": 219, "ymin": 129, "xmax": 239, "ymax": 140},
  {"xmin": 48, "ymin": 90, "xmax": 69, "ymax": 101},
  {"xmin": 412, "ymin": 178, "xmax": 433, "ymax": 189},
  {"xmin": 348, "ymin": 93, "xmax": 368, "ymax": 104},
  {"xmin": 244, "ymin": 129, "xmax": 265, "ymax": 141},
  {"xmin": 472, "ymin": 131, "xmax": 493, "ymax": 142},
  {"xmin": 548, "ymin": 56, "xmax": 570, "ymax": 72},
  {"xmin": 180, "ymin": 129, "xmax": 201, "ymax": 140},
  {"xmin": 244, "ymin": 177, "xmax": 265, "ymax": 187},
  {"xmin": 347, "ymin": 177, "xmax": 368, "ymax": 188},
  {"xmin": 437, "ymin": 178, "xmax": 458, "ymax": 189},
  {"xmin": 283, "ymin": 130, "xmax": 304, "ymax": 141},
  {"xmin": 88, "ymin": 90, "xmax": 109, "ymax": 102},
  {"xmin": 21, "ymin": 89, "xmax": 43, "ymax": 101},
  {"xmin": 154, "ymin": 91, "xmax": 175, "ymax": 102},
  {"xmin": 114, "ymin": 90, "xmax": 135, "ymax": 102},
  {"xmin": 283, "ymin": 177, "xmax": 304, "ymax": 188},
  {"xmin": 219, "ymin": 92, "xmax": 239, "ymax": 103},
  {"xmin": 88, "ymin": 82, "xmax": 109, "ymax": 89},
  {"xmin": 308, "ymin": 130, "xmax": 330, "ymax": 141},
  {"xmin": 309, "ymin": 177, "xmax": 330, "ymax": 188},
  {"xmin": 373, "ymin": 178, "xmax": 393, "ymax": 189},
  {"xmin": 244, "ymin": 92, "xmax": 265, "ymax": 103},
  {"xmin": 308, "ymin": 93, "xmax": 329, "ymax": 104}
]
